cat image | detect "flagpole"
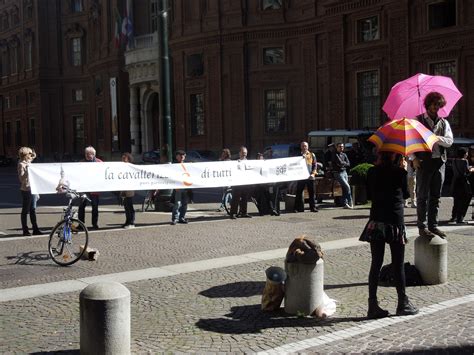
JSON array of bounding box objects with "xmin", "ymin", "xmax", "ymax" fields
[{"xmin": 158, "ymin": 0, "xmax": 173, "ymax": 163}]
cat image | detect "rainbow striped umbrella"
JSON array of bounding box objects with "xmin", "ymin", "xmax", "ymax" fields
[{"xmin": 368, "ymin": 117, "xmax": 438, "ymax": 155}]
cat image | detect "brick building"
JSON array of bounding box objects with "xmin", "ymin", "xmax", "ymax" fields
[
  {"xmin": 168, "ymin": 0, "xmax": 474, "ymax": 155},
  {"xmin": 1, "ymin": 0, "xmax": 473, "ymax": 160},
  {"xmin": 0, "ymin": 0, "xmax": 130, "ymax": 160}
]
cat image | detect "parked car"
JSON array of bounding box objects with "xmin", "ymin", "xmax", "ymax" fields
[
  {"xmin": 185, "ymin": 150, "xmax": 218, "ymax": 162},
  {"xmin": 263, "ymin": 144, "xmax": 300, "ymax": 159},
  {"xmin": 142, "ymin": 150, "xmax": 161, "ymax": 164},
  {"xmin": 0, "ymin": 155, "xmax": 13, "ymax": 167}
]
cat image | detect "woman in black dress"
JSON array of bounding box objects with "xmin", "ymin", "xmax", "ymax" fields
[{"xmin": 360, "ymin": 151, "xmax": 419, "ymax": 319}]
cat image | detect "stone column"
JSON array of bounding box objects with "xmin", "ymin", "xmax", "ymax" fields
[
  {"xmin": 129, "ymin": 86, "xmax": 140, "ymax": 156},
  {"xmin": 80, "ymin": 281, "xmax": 131, "ymax": 355}
]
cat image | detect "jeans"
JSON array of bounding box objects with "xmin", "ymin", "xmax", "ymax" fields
[
  {"xmin": 369, "ymin": 240, "xmax": 406, "ymax": 301},
  {"xmin": 416, "ymin": 158, "xmax": 444, "ymax": 229},
  {"xmin": 334, "ymin": 170, "xmax": 352, "ymax": 206},
  {"xmin": 172, "ymin": 189, "xmax": 188, "ymax": 221},
  {"xmin": 20, "ymin": 190, "xmax": 39, "ymax": 233},
  {"xmin": 78, "ymin": 194, "xmax": 100, "ymax": 227},
  {"xmin": 123, "ymin": 196, "xmax": 135, "ymax": 225}
]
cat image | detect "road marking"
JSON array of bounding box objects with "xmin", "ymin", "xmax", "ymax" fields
[
  {"xmin": 0, "ymin": 224, "xmax": 471, "ymax": 302},
  {"xmin": 257, "ymin": 294, "xmax": 474, "ymax": 354}
]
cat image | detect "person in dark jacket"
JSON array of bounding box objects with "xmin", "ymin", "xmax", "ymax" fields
[
  {"xmin": 450, "ymin": 148, "xmax": 474, "ymax": 224},
  {"xmin": 331, "ymin": 142, "xmax": 353, "ymax": 209},
  {"xmin": 359, "ymin": 151, "xmax": 419, "ymax": 319}
]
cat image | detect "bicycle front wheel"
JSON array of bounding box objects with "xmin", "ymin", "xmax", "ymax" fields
[
  {"xmin": 224, "ymin": 190, "xmax": 233, "ymax": 215},
  {"xmin": 48, "ymin": 218, "xmax": 89, "ymax": 266}
]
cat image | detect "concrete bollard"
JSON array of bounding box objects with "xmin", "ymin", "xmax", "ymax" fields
[
  {"xmin": 80, "ymin": 282, "xmax": 131, "ymax": 355},
  {"xmin": 284, "ymin": 259, "xmax": 324, "ymax": 315},
  {"xmin": 414, "ymin": 235, "xmax": 448, "ymax": 285}
]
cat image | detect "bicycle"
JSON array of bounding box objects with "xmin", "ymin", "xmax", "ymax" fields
[
  {"xmin": 141, "ymin": 190, "xmax": 157, "ymax": 212},
  {"xmin": 48, "ymin": 187, "xmax": 90, "ymax": 266}
]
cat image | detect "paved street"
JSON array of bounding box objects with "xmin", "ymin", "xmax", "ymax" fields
[{"xmin": 0, "ymin": 171, "xmax": 473, "ymax": 353}]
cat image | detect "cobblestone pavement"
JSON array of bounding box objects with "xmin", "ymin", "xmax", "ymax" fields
[{"xmin": 0, "ymin": 195, "xmax": 473, "ymax": 353}]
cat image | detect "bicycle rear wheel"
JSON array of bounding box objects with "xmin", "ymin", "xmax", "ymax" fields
[
  {"xmin": 48, "ymin": 218, "xmax": 89, "ymax": 266},
  {"xmin": 224, "ymin": 190, "xmax": 232, "ymax": 215}
]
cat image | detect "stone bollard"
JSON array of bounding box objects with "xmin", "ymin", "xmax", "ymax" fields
[
  {"xmin": 284, "ymin": 259, "xmax": 324, "ymax": 316},
  {"xmin": 414, "ymin": 235, "xmax": 448, "ymax": 285},
  {"xmin": 80, "ymin": 282, "xmax": 131, "ymax": 355}
]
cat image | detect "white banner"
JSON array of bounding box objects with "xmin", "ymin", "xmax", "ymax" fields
[{"xmin": 28, "ymin": 157, "xmax": 309, "ymax": 194}]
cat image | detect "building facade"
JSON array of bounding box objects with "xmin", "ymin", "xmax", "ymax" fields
[
  {"xmin": 169, "ymin": 0, "xmax": 474, "ymax": 155},
  {"xmin": 0, "ymin": 0, "xmax": 130, "ymax": 160},
  {"xmin": 1, "ymin": 0, "xmax": 473, "ymax": 160}
]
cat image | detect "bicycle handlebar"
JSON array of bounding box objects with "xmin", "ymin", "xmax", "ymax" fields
[{"xmin": 58, "ymin": 186, "xmax": 91, "ymax": 203}]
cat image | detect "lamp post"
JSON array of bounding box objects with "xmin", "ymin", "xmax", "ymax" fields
[{"xmin": 158, "ymin": 0, "xmax": 173, "ymax": 163}]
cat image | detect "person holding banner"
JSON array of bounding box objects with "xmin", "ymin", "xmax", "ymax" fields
[
  {"xmin": 230, "ymin": 146, "xmax": 252, "ymax": 219},
  {"xmin": 78, "ymin": 146, "xmax": 103, "ymax": 230},
  {"xmin": 295, "ymin": 141, "xmax": 318, "ymax": 213},
  {"xmin": 18, "ymin": 147, "xmax": 43, "ymax": 236},
  {"xmin": 171, "ymin": 150, "xmax": 189, "ymax": 225},
  {"xmin": 121, "ymin": 153, "xmax": 136, "ymax": 229}
]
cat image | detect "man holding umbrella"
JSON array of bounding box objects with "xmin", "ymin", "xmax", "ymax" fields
[{"xmin": 412, "ymin": 92, "xmax": 453, "ymax": 238}]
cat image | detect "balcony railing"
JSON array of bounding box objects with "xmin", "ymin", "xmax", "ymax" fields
[{"xmin": 128, "ymin": 32, "xmax": 158, "ymax": 50}]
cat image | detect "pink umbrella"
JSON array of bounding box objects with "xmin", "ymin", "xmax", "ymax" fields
[{"xmin": 382, "ymin": 73, "xmax": 462, "ymax": 119}]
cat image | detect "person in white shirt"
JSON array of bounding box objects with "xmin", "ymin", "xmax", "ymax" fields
[{"xmin": 412, "ymin": 92, "xmax": 453, "ymax": 239}]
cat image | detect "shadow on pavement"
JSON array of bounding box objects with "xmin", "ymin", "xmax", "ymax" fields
[
  {"xmin": 31, "ymin": 350, "xmax": 79, "ymax": 354},
  {"xmin": 325, "ymin": 282, "xmax": 367, "ymax": 289},
  {"xmin": 199, "ymin": 281, "xmax": 265, "ymax": 298},
  {"xmin": 332, "ymin": 215, "xmax": 369, "ymax": 220},
  {"xmin": 196, "ymin": 304, "xmax": 366, "ymax": 334},
  {"xmin": 5, "ymin": 250, "xmax": 53, "ymax": 265}
]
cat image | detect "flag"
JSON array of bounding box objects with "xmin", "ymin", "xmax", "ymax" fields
[
  {"xmin": 114, "ymin": 7, "xmax": 122, "ymax": 48},
  {"xmin": 121, "ymin": 2, "xmax": 133, "ymax": 46}
]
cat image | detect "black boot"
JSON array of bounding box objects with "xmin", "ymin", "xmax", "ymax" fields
[
  {"xmin": 367, "ymin": 298, "xmax": 389, "ymax": 319},
  {"xmin": 396, "ymin": 296, "xmax": 419, "ymax": 316}
]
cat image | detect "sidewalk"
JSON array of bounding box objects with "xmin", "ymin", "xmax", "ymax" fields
[{"xmin": 0, "ymin": 198, "xmax": 473, "ymax": 353}]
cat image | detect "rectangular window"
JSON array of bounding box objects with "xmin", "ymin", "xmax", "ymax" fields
[
  {"xmin": 357, "ymin": 70, "xmax": 380, "ymax": 128},
  {"xmin": 429, "ymin": 0, "xmax": 456, "ymax": 30},
  {"xmin": 186, "ymin": 54, "xmax": 204, "ymax": 77},
  {"xmin": 429, "ymin": 61, "xmax": 458, "ymax": 125},
  {"xmin": 190, "ymin": 93, "xmax": 205, "ymax": 136},
  {"xmin": 28, "ymin": 118, "xmax": 35, "ymax": 146},
  {"xmin": 72, "ymin": 38, "xmax": 82, "ymax": 66},
  {"xmin": 10, "ymin": 47, "xmax": 17, "ymax": 74},
  {"xmin": 5, "ymin": 96, "xmax": 10, "ymax": 109},
  {"xmin": 28, "ymin": 91, "xmax": 35, "ymax": 104},
  {"xmin": 265, "ymin": 89, "xmax": 287, "ymax": 133},
  {"xmin": 263, "ymin": 47, "xmax": 285, "ymax": 65},
  {"xmin": 97, "ymin": 107, "xmax": 104, "ymax": 140},
  {"xmin": 1, "ymin": 50, "xmax": 8, "ymax": 76},
  {"xmin": 15, "ymin": 120, "xmax": 21, "ymax": 146},
  {"xmin": 72, "ymin": 0, "xmax": 83, "ymax": 12},
  {"xmin": 25, "ymin": 41, "xmax": 32, "ymax": 70},
  {"xmin": 5, "ymin": 121, "xmax": 12, "ymax": 146},
  {"xmin": 357, "ymin": 16, "xmax": 379, "ymax": 42},
  {"xmin": 151, "ymin": 0, "xmax": 159, "ymax": 32},
  {"xmin": 15, "ymin": 95, "xmax": 21, "ymax": 106},
  {"xmin": 72, "ymin": 115, "xmax": 85, "ymax": 155},
  {"xmin": 73, "ymin": 89, "xmax": 83, "ymax": 102}
]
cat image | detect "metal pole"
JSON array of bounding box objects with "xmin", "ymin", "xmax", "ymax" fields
[{"xmin": 158, "ymin": 0, "xmax": 173, "ymax": 163}]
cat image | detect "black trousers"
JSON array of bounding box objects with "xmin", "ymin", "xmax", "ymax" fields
[
  {"xmin": 230, "ymin": 186, "xmax": 249, "ymax": 215},
  {"xmin": 295, "ymin": 178, "xmax": 315, "ymax": 212},
  {"xmin": 123, "ymin": 196, "xmax": 135, "ymax": 225},
  {"xmin": 78, "ymin": 194, "xmax": 100, "ymax": 227},
  {"xmin": 369, "ymin": 240, "xmax": 406, "ymax": 301}
]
